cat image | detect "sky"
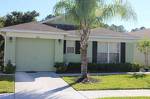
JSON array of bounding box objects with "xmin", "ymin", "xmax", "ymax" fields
[{"xmin": 0, "ymin": 0, "xmax": 149, "ymax": 31}]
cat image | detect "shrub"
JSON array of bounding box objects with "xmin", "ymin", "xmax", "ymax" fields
[
  {"xmin": 3, "ymin": 61, "xmax": 16, "ymax": 74},
  {"xmin": 0, "ymin": 65, "xmax": 4, "ymax": 72},
  {"xmin": 55, "ymin": 62, "xmax": 141, "ymax": 73},
  {"xmin": 54, "ymin": 62, "xmax": 68, "ymax": 73},
  {"xmin": 132, "ymin": 73, "xmax": 146, "ymax": 79}
]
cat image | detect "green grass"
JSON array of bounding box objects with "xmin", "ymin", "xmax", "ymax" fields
[
  {"xmin": 62, "ymin": 74, "xmax": 150, "ymax": 91},
  {"xmin": 0, "ymin": 75, "xmax": 14, "ymax": 93},
  {"xmin": 99, "ymin": 97, "xmax": 150, "ymax": 99}
]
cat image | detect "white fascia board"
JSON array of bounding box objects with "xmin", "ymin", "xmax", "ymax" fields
[
  {"xmin": 89, "ymin": 38, "xmax": 137, "ymax": 42},
  {"xmin": 5, "ymin": 31, "xmax": 64, "ymax": 40},
  {"xmin": 65, "ymin": 35, "xmax": 138, "ymax": 41},
  {"xmin": 0, "ymin": 29, "xmax": 68, "ymax": 35}
]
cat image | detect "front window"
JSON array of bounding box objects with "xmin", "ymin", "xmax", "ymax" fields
[
  {"xmin": 97, "ymin": 42, "xmax": 108, "ymax": 63},
  {"xmin": 97, "ymin": 42, "xmax": 120, "ymax": 63},
  {"xmin": 109, "ymin": 43, "xmax": 120, "ymax": 63}
]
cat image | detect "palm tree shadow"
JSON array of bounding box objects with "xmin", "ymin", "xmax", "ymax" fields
[
  {"xmin": 42, "ymin": 82, "xmax": 77, "ymax": 95},
  {"xmin": 128, "ymin": 73, "xmax": 147, "ymax": 79},
  {"xmin": 15, "ymin": 82, "xmax": 77, "ymax": 99}
]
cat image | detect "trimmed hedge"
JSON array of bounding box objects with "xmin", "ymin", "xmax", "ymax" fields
[{"xmin": 55, "ymin": 63, "xmax": 141, "ymax": 73}]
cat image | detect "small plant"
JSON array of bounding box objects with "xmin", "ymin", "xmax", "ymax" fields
[
  {"xmin": 3, "ymin": 60, "xmax": 16, "ymax": 74},
  {"xmin": 54, "ymin": 62, "xmax": 68, "ymax": 73},
  {"xmin": 132, "ymin": 73, "xmax": 146, "ymax": 79},
  {"xmin": 137, "ymin": 39, "xmax": 150, "ymax": 70}
]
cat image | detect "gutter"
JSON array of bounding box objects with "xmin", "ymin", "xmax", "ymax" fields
[{"xmin": 0, "ymin": 29, "xmax": 68, "ymax": 35}]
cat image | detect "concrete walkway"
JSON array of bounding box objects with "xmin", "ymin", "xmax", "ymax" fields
[
  {"xmin": 0, "ymin": 72, "xmax": 148, "ymax": 99},
  {"xmin": 15, "ymin": 72, "xmax": 86, "ymax": 99},
  {"xmin": 79, "ymin": 90, "xmax": 150, "ymax": 99},
  {"xmin": 0, "ymin": 93, "xmax": 14, "ymax": 99}
]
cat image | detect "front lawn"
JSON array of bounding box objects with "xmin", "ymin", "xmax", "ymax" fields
[
  {"xmin": 0, "ymin": 75, "xmax": 14, "ymax": 93},
  {"xmin": 98, "ymin": 97, "xmax": 150, "ymax": 99},
  {"xmin": 62, "ymin": 74, "xmax": 150, "ymax": 91},
  {"xmin": 99, "ymin": 97, "xmax": 150, "ymax": 99}
]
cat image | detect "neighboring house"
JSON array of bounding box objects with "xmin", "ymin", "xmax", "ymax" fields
[
  {"xmin": 0, "ymin": 21, "xmax": 138, "ymax": 71},
  {"xmin": 128, "ymin": 29, "xmax": 150, "ymax": 65}
]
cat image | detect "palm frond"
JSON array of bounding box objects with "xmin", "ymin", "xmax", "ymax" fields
[
  {"xmin": 96, "ymin": 0, "xmax": 137, "ymax": 22},
  {"xmin": 54, "ymin": 0, "xmax": 137, "ymax": 28}
]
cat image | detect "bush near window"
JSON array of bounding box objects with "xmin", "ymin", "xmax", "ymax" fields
[
  {"xmin": 0, "ymin": 65, "xmax": 4, "ymax": 72},
  {"xmin": 54, "ymin": 63, "xmax": 68, "ymax": 73},
  {"xmin": 3, "ymin": 61, "xmax": 16, "ymax": 74},
  {"xmin": 55, "ymin": 63, "xmax": 141, "ymax": 73}
]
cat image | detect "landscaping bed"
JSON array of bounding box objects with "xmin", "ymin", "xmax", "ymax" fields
[
  {"xmin": 99, "ymin": 97, "xmax": 150, "ymax": 99},
  {"xmin": 62, "ymin": 74, "xmax": 150, "ymax": 91},
  {"xmin": 0, "ymin": 75, "xmax": 14, "ymax": 93},
  {"xmin": 55, "ymin": 63, "xmax": 141, "ymax": 73}
]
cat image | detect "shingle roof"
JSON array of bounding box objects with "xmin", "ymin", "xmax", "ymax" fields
[
  {"xmin": 0, "ymin": 22, "xmax": 65, "ymax": 33},
  {"xmin": 0, "ymin": 22, "xmax": 138, "ymax": 40},
  {"xmin": 68, "ymin": 27, "xmax": 137, "ymax": 39},
  {"xmin": 128, "ymin": 29, "xmax": 150, "ymax": 38}
]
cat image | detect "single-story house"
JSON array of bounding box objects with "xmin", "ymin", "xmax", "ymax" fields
[{"xmin": 0, "ymin": 21, "xmax": 144, "ymax": 71}]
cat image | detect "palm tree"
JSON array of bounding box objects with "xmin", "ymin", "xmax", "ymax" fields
[{"xmin": 54, "ymin": 0, "xmax": 136, "ymax": 82}]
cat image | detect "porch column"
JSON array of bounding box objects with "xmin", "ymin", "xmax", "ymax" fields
[
  {"xmin": 54, "ymin": 39, "xmax": 64, "ymax": 63},
  {"xmin": 4, "ymin": 36, "xmax": 16, "ymax": 66}
]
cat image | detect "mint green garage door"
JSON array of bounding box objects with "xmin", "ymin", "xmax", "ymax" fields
[{"xmin": 16, "ymin": 38, "xmax": 55, "ymax": 71}]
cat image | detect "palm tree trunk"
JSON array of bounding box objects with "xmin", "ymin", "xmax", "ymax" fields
[
  {"xmin": 81, "ymin": 45, "xmax": 88, "ymax": 78},
  {"xmin": 80, "ymin": 28, "xmax": 90, "ymax": 81}
]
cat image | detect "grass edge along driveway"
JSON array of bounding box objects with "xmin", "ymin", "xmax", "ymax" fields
[
  {"xmin": 62, "ymin": 74, "xmax": 150, "ymax": 91},
  {"xmin": 0, "ymin": 75, "xmax": 14, "ymax": 93}
]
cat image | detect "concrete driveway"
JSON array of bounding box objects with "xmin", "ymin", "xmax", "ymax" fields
[{"xmin": 15, "ymin": 72, "xmax": 86, "ymax": 99}]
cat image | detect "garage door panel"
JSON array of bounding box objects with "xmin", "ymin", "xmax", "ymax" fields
[{"xmin": 16, "ymin": 38, "xmax": 55, "ymax": 71}]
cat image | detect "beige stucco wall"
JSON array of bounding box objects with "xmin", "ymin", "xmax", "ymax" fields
[
  {"xmin": 126, "ymin": 42, "xmax": 134, "ymax": 63},
  {"xmin": 133, "ymin": 43, "xmax": 150, "ymax": 65},
  {"xmin": 126, "ymin": 42, "xmax": 150, "ymax": 66}
]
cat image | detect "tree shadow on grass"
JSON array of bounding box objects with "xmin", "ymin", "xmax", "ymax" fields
[{"xmin": 127, "ymin": 73, "xmax": 147, "ymax": 79}]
